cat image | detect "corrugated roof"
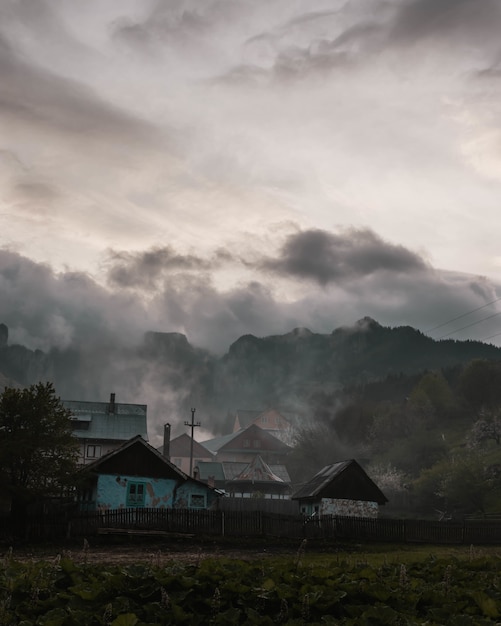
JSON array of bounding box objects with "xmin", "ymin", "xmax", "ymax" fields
[
  {"xmin": 202, "ymin": 424, "xmax": 291, "ymax": 455},
  {"xmin": 196, "ymin": 461, "xmax": 291, "ymax": 483},
  {"xmin": 194, "ymin": 462, "xmax": 226, "ymax": 481},
  {"xmin": 230, "ymin": 455, "xmax": 284, "ymax": 484},
  {"xmin": 165, "ymin": 433, "xmax": 213, "ymax": 458},
  {"xmin": 65, "ymin": 399, "xmax": 147, "ymax": 415},
  {"xmin": 293, "ymin": 461, "xmax": 351, "ymax": 499},
  {"xmin": 201, "ymin": 430, "xmax": 239, "ymax": 453},
  {"xmin": 65, "ymin": 399, "xmax": 148, "ymax": 441}
]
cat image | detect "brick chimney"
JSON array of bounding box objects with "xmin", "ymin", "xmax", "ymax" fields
[{"xmin": 109, "ymin": 393, "xmax": 116, "ymax": 414}]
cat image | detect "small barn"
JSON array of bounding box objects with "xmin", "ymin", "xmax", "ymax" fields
[
  {"xmin": 292, "ymin": 460, "xmax": 388, "ymax": 518},
  {"xmin": 77, "ymin": 435, "xmax": 219, "ymax": 511}
]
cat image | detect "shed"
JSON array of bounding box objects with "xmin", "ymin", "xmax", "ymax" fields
[
  {"xmin": 78, "ymin": 435, "xmax": 219, "ymax": 511},
  {"xmin": 292, "ymin": 460, "xmax": 388, "ymax": 518}
]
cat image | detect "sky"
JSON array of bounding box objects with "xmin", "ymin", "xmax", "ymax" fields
[{"xmin": 2, "ymin": 0, "xmax": 501, "ymax": 359}]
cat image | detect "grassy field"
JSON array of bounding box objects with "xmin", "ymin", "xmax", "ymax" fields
[{"xmin": 2, "ymin": 539, "xmax": 501, "ymax": 624}]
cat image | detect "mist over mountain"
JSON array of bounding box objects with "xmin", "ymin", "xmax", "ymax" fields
[{"xmin": 2, "ymin": 317, "xmax": 501, "ymax": 445}]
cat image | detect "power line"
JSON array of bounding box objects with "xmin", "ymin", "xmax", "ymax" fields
[
  {"xmin": 425, "ymin": 296, "xmax": 501, "ymax": 334},
  {"xmin": 481, "ymin": 330, "xmax": 501, "ymax": 342},
  {"xmin": 437, "ymin": 310, "xmax": 501, "ymax": 339}
]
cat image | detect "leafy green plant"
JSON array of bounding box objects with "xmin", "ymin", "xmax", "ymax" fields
[{"xmin": 2, "ymin": 547, "xmax": 501, "ymax": 624}]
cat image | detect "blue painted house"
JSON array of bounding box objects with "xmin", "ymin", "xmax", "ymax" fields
[{"xmin": 78, "ymin": 435, "xmax": 219, "ymax": 511}]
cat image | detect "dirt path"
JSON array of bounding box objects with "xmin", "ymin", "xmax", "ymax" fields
[{"xmin": 5, "ymin": 539, "xmax": 301, "ymax": 566}]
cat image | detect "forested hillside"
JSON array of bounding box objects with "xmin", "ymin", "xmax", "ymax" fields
[{"xmin": 287, "ymin": 358, "xmax": 501, "ymax": 518}]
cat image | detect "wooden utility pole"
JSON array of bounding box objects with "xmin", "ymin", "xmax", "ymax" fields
[{"xmin": 184, "ymin": 407, "xmax": 201, "ymax": 477}]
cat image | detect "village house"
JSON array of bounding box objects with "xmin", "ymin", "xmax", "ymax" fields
[
  {"xmin": 292, "ymin": 460, "xmax": 388, "ymax": 518},
  {"xmin": 162, "ymin": 432, "xmax": 214, "ymax": 475},
  {"xmin": 201, "ymin": 423, "xmax": 292, "ymax": 465},
  {"xmin": 65, "ymin": 393, "xmax": 148, "ymax": 465},
  {"xmin": 195, "ymin": 456, "xmax": 292, "ymax": 498},
  {"xmin": 232, "ymin": 408, "xmax": 296, "ymax": 445},
  {"xmin": 77, "ymin": 435, "xmax": 219, "ymax": 512}
]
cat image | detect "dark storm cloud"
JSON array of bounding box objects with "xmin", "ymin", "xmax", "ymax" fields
[
  {"xmin": 263, "ymin": 228, "xmax": 428, "ymax": 285},
  {"xmin": 0, "ymin": 250, "xmax": 148, "ymax": 351},
  {"xmin": 105, "ymin": 246, "xmax": 212, "ymax": 289},
  {"xmin": 1, "ymin": 236, "xmax": 500, "ymax": 358}
]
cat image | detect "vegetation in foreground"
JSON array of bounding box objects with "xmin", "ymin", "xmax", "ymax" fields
[{"xmin": 2, "ymin": 542, "xmax": 501, "ymax": 625}]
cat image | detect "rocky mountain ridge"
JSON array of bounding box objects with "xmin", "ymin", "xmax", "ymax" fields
[{"xmin": 1, "ymin": 317, "xmax": 501, "ymax": 433}]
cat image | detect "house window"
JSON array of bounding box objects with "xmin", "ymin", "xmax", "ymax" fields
[
  {"xmin": 253, "ymin": 440, "xmax": 260, "ymax": 448},
  {"xmin": 86, "ymin": 445, "xmax": 101, "ymax": 459},
  {"xmin": 126, "ymin": 482, "xmax": 146, "ymax": 507},
  {"xmin": 243, "ymin": 439, "xmax": 250, "ymax": 448},
  {"xmin": 189, "ymin": 493, "xmax": 206, "ymax": 509},
  {"xmin": 172, "ymin": 458, "xmax": 182, "ymax": 467}
]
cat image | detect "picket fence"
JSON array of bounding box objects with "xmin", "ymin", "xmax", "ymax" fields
[{"xmin": 3, "ymin": 508, "xmax": 501, "ymax": 545}]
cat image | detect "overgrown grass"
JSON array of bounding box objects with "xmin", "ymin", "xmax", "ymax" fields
[{"xmin": 2, "ymin": 540, "xmax": 501, "ymax": 624}]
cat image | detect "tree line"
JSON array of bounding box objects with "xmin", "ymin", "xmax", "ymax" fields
[{"xmin": 287, "ymin": 358, "xmax": 501, "ymax": 518}]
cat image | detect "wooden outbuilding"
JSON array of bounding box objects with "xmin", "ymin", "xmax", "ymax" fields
[{"xmin": 292, "ymin": 460, "xmax": 388, "ymax": 518}]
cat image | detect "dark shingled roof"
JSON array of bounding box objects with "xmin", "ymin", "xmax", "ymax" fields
[{"xmin": 292, "ymin": 460, "xmax": 388, "ymax": 505}]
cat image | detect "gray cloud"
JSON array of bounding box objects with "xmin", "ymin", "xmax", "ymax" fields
[
  {"xmin": 0, "ymin": 250, "xmax": 148, "ymax": 351},
  {"xmin": 2, "ymin": 232, "xmax": 501, "ymax": 439},
  {"xmin": 2, "ymin": 0, "xmax": 501, "ymax": 407},
  {"xmin": 105, "ymin": 247, "xmax": 212, "ymax": 290},
  {"xmin": 391, "ymin": 0, "xmax": 501, "ymax": 44},
  {"xmin": 263, "ymin": 228, "xmax": 428, "ymax": 285}
]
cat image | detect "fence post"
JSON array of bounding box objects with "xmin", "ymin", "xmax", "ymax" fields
[{"xmin": 221, "ymin": 511, "xmax": 225, "ymax": 537}]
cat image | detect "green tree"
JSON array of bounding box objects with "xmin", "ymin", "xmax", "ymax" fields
[
  {"xmin": 407, "ymin": 371, "xmax": 455, "ymax": 426},
  {"xmin": 413, "ymin": 453, "xmax": 501, "ymax": 517},
  {"xmin": 468, "ymin": 411, "xmax": 501, "ymax": 448},
  {"xmin": 0, "ymin": 382, "xmax": 79, "ymax": 533},
  {"xmin": 459, "ymin": 359, "xmax": 501, "ymax": 411}
]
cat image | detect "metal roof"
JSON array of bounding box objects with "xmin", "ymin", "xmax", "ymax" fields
[
  {"xmin": 194, "ymin": 461, "xmax": 226, "ymax": 481},
  {"xmin": 230, "ymin": 455, "xmax": 284, "ymax": 484},
  {"xmin": 165, "ymin": 434, "xmax": 214, "ymax": 458},
  {"xmin": 196, "ymin": 461, "xmax": 291, "ymax": 483},
  {"xmin": 201, "ymin": 423, "xmax": 291, "ymax": 454},
  {"xmin": 65, "ymin": 398, "xmax": 148, "ymax": 441},
  {"xmin": 201, "ymin": 430, "xmax": 240, "ymax": 453}
]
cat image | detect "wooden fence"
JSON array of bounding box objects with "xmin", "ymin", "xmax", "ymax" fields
[{"xmin": 3, "ymin": 509, "xmax": 501, "ymax": 545}]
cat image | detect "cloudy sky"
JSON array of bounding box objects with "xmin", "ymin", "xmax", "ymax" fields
[{"xmin": 2, "ymin": 0, "xmax": 501, "ymax": 356}]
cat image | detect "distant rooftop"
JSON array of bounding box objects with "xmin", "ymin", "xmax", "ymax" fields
[{"xmin": 64, "ymin": 393, "xmax": 148, "ymax": 442}]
